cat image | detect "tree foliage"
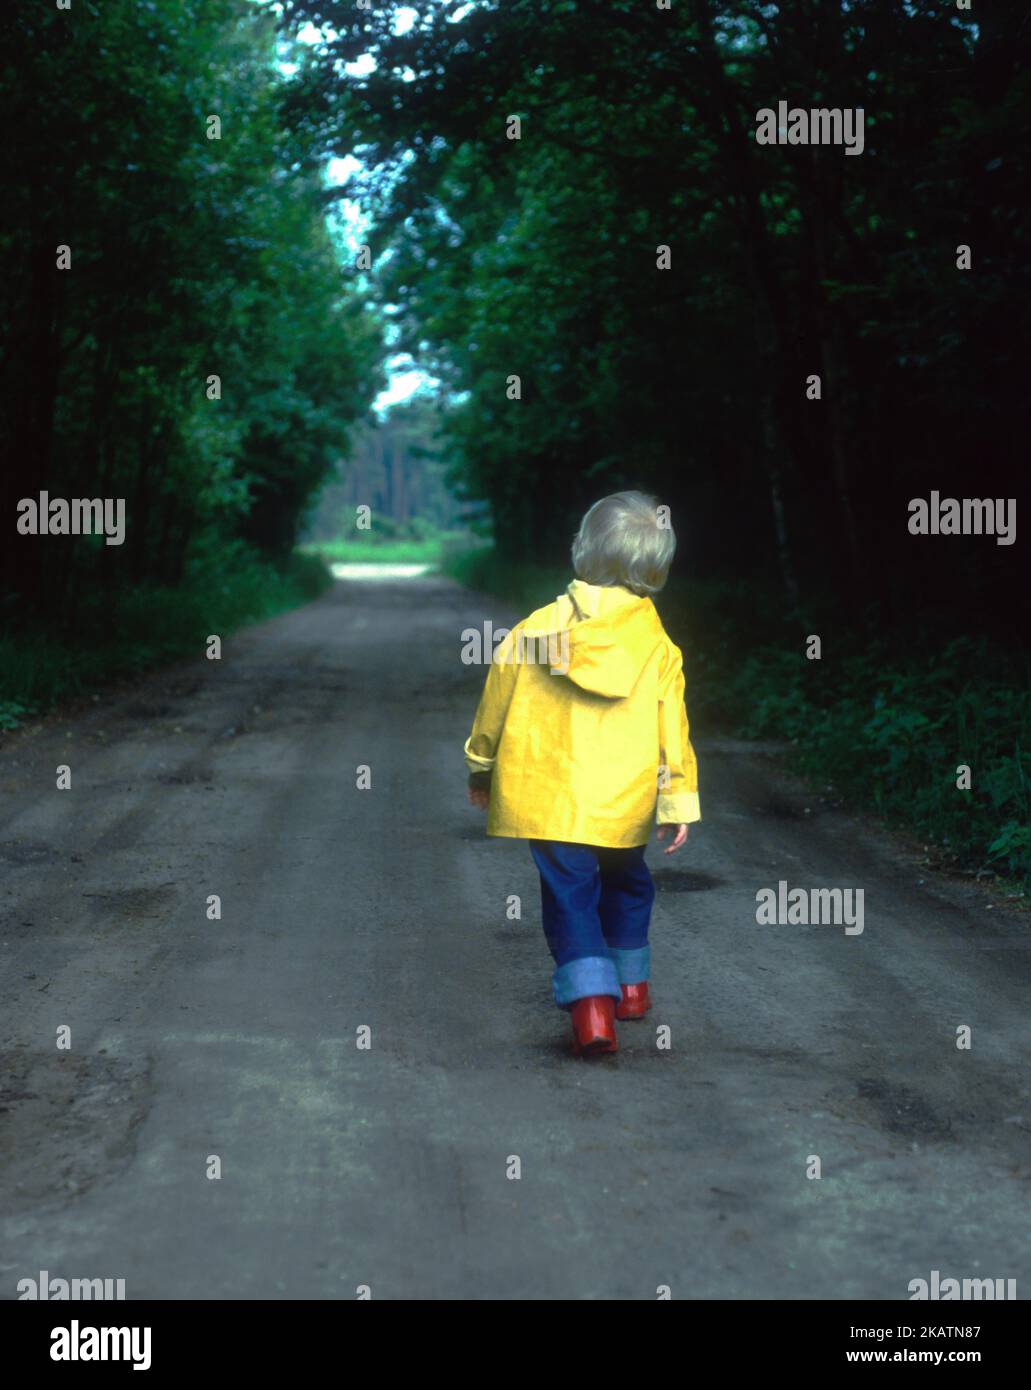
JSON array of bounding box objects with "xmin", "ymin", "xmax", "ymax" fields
[
  {"xmin": 280, "ymin": 0, "xmax": 1028, "ymax": 637},
  {"xmin": 1, "ymin": 0, "xmax": 382, "ymax": 621}
]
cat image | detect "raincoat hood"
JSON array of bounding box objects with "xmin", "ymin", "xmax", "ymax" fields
[{"xmin": 523, "ymin": 579, "xmax": 665, "ymax": 699}]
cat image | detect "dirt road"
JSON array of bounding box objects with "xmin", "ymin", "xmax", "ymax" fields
[{"xmin": 1, "ymin": 575, "xmax": 1028, "ymax": 1299}]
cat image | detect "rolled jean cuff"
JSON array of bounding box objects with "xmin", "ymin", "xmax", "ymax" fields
[
  {"xmin": 552, "ymin": 955, "xmax": 622, "ymax": 1009},
  {"xmin": 609, "ymin": 946, "xmax": 650, "ymax": 985}
]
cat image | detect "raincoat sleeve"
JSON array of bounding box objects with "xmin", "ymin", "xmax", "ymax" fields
[
  {"xmin": 656, "ymin": 642, "xmax": 701, "ymax": 825},
  {"xmin": 463, "ymin": 631, "xmax": 520, "ymax": 775}
]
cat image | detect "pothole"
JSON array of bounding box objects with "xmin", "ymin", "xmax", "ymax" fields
[
  {"xmin": 0, "ymin": 841, "xmax": 61, "ymax": 866},
  {"xmin": 81, "ymin": 884, "xmax": 179, "ymax": 921},
  {"xmin": 652, "ymin": 870, "xmax": 725, "ymax": 893},
  {"xmin": 0, "ymin": 1050, "xmax": 153, "ymax": 1211},
  {"xmin": 826, "ymin": 1076, "xmax": 956, "ymax": 1143}
]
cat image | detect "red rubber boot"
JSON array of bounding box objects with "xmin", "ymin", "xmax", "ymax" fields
[
  {"xmin": 570, "ymin": 995, "xmax": 618, "ymax": 1056},
  {"xmin": 615, "ymin": 981, "xmax": 651, "ymax": 1020}
]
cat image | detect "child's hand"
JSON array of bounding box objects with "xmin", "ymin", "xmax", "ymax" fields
[
  {"xmin": 468, "ymin": 773, "xmax": 491, "ymax": 810},
  {"xmin": 656, "ymin": 823, "xmax": 689, "ymax": 854}
]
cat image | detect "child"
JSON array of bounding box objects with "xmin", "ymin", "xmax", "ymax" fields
[{"xmin": 464, "ymin": 491, "xmax": 700, "ymax": 1056}]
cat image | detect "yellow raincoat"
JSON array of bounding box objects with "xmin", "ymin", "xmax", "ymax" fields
[{"xmin": 464, "ymin": 579, "xmax": 701, "ymax": 847}]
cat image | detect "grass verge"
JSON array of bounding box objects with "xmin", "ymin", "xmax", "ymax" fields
[
  {"xmin": 302, "ymin": 531, "xmax": 473, "ymax": 567},
  {"xmin": 0, "ymin": 541, "xmax": 333, "ymax": 730}
]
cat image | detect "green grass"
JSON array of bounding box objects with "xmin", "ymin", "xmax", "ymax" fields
[
  {"xmin": 442, "ymin": 545, "xmax": 1031, "ymax": 888},
  {"xmin": 0, "ymin": 541, "xmax": 333, "ymax": 728},
  {"xmin": 303, "ymin": 531, "xmax": 474, "ymax": 567}
]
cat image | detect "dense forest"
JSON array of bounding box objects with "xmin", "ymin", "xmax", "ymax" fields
[
  {"xmin": 305, "ymin": 397, "xmax": 463, "ymax": 543},
  {"xmin": 280, "ymin": 0, "xmax": 1027, "ymax": 636},
  {"xmin": 1, "ymin": 0, "xmax": 381, "ymax": 627}
]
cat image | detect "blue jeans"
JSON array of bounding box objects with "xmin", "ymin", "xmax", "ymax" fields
[{"xmin": 529, "ymin": 840, "xmax": 655, "ymax": 1009}]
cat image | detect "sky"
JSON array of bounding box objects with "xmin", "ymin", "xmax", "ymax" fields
[{"xmin": 282, "ymin": 4, "xmax": 455, "ymax": 416}]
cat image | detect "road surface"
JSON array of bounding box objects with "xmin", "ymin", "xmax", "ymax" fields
[{"xmin": 1, "ymin": 574, "xmax": 1028, "ymax": 1299}]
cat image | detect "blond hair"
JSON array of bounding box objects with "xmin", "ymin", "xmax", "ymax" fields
[{"xmin": 571, "ymin": 491, "xmax": 676, "ymax": 596}]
